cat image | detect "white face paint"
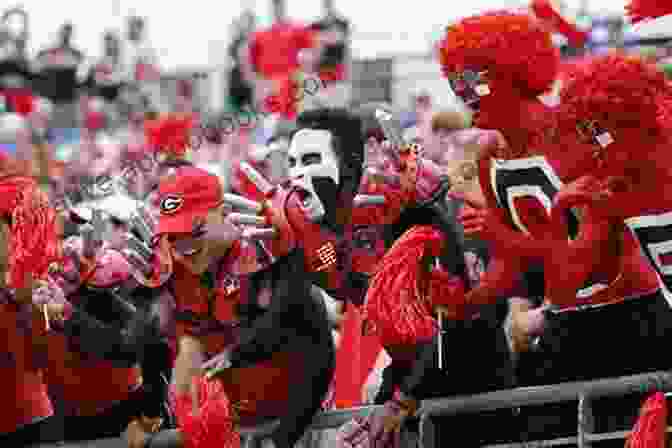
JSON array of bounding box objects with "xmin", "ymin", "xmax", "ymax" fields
[
  {"xmin": 287, "ymin": 129, "xmax": 340, "ymax": 223},
  {"xmin": 287, "ymin": 129, "xmax": 340, "ymax": 186}
]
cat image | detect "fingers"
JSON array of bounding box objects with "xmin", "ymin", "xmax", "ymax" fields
[
  {"xmin": 477, "ymin": 129, "xmax": 508, "ymax": 150},
  {"xmin": 449, "ymin": 188, "xmax": 486, "ymax": 210},
  {"xmin": 222, "ymin": 193, "xmax": 263, "ymax": 214},
  {"xmin": 227, "ymin": 213, "xmax": 267, "ymax": 227}
]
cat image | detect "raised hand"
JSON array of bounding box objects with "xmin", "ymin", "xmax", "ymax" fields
[{"xmin": 454, "ymin": 195, "xmax": 489, "ymax": 237}]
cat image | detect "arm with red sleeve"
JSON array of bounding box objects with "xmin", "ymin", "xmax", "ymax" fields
[
  {"xmin": 222, "ymin": 191, "xmax": 331, "ymax": 367},
  {"xmin": 351, "ymin": 181, "xmax": 412, "ymax": 226},
  {"xmin": 458, "ymin": 157, "xmax": 551, "ymax": 306},
  {"xmin": 544, "ymin": 176, "xmax": 621, "ymax": 307}
]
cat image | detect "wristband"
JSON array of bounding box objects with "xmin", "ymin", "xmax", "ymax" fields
[{"xmin": 393, "ymin": 397, "xmax": 419, "ymax": 416}]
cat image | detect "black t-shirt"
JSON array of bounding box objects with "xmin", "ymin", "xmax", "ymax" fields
[
  {"xmin": 84, "ymin": 59, "xmax": 124, "ymax": 102},
  {"xmin": 0, "ymin": 40, "xmax": 33, "ymax": 91},
  {"xmin": 35, "ymin": 46, "xmax": 84, "ymax": 103},
  {"xmin": 311, "ymin": 16, "xmax": 349, "ymax": 70},
  {"xmin": 0, "ymin": 58, "xmax": 32, "ymax": 90}
]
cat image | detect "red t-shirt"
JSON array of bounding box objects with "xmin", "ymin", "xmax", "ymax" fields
[
  {"xmin": 0, "ymin": 301, "xmax": 53, "ymax": 434},
  {"xmin": 249, "ymin": 22, "xmax": 315, "ymax": 80},
  {"xmin": 44, "ymin": 333, "xmax": 142, "ymax": 417}
]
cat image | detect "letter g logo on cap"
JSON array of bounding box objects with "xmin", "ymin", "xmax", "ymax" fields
[{"xmin": 160, "ymin": 195, "xmax": 184, "ymax": 214}]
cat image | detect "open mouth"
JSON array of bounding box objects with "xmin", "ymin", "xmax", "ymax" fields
[
  {"xmin": 172, "ymin": 237, "xmax": 204, "ymax": 258},
  {"xmin": 181, "ymin": 247, "xmax": 202, "ymax": 257}
]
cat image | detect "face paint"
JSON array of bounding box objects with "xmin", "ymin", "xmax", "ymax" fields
[
  {"xmin": 287, "ymin": 129, "xmax": 340, "ymax": 222},
  {"xmin": 447, "ymin": 68, "xmax": 491, "ymax": 111}
]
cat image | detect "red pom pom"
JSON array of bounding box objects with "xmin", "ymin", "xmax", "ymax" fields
[
  {"xmin": 170, "ymin": 377, "xmax": 240, "ymax": 448},
  {"xmin": 439, "ymin": 11, "xmax": 559, "ymax": 96},
  {"xmin": 364, "ymin": 226, "xmax": 468, "ymax": 346},
  {"xmin": 626, "ymin": 392, "xmax": 668, "ymax": 448},
  {"xmin": 626, "ymin": 0, "xmax": 672, "ymax": 23},
  {"xmin": 0, "ymin": 177, "xmax": 61, "ymax": 289},
  {"xmin": 145, "ymin": 114, "xmax": 194, "ymax": 157}
]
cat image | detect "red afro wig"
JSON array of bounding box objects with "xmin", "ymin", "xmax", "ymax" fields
[
  {"xmin": 439, "ymin": 11, "xmax": 559, "ymax": 96},
  {"xmin": 560, "ymin": 52, "xmax": 672, "ymax": 141},
  {"xmin": 626, "ymin": 0, "xmax": 672, "ymax": 23}
]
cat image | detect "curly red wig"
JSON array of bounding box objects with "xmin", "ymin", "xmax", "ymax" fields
[
  {"xmin": 626, "ymin": 0, "xmax": 672, "ymax": 23},
  {"xmin": 560, "ymin": 53, "xmax": 672, "ymax": 140},
  {"xmin": 439, "ymin": 11, "xmax": 559, "ymax": 96}
]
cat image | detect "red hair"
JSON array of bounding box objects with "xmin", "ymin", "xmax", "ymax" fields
[
  {"xmin": 439, "ymin": 11, "xmax": 559, "ymax": 96},
  {"xmin": 0, "ymin": 176, "xmax": 61, "ymax": 289},
  {"xmin": 626, "ymin": 0, "xmax": 672, "ymax": 23},
  {"xmin": 560, "ymin": 53, "xmax": 672, "ymax": 140},
  {"xmin": 144, "ymin": 114, "xmax": 194, "ymax": 158}
]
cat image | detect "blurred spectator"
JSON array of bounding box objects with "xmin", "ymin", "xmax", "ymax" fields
[
  {"xmin": 34, "ymin": 23, "xmax": 83, "ymax": 103},
  {"xmin": 122, "ymin": 16, "xmax": 163, "ymax": 113},
  {"xmin": 311, "ymin": 14, "xmax": 350, "ymax": 76},
  {"xmin": 80, "ymin": 32, "xmax": 126, "ymax": 131},
  {"xmin": 399, "ymin": 89, "xmax": 432, "ymax": 129},
  {"xmin": 426, "ymin": 109, "xmax": 469, "ymax": 164},
  {"xmin": 84, "ymin": 32, "xmax": 125, "ymax": 104},
  {"xmin": 0, "ymin": 8, "xmax": 33, "ymax": 103},
  {"xmin": 300, "ymin": 13, "xmax": 352, "ymax": 111},
  {"xmin": 227, "ymin": 10, "xmax": 256, "ymax": 112},
  {"xmin": 33, "ymin": 23, "xmax": 84, "ymax": 128},
  {"xmin": 247, "ymin": 0, "xmax": 315, "ymax": 106},
  {"xmin": 263, "ymin": 130, "xmax": 291, "ymax": 183}
]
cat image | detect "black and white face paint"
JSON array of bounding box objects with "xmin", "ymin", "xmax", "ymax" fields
[{"xmin": 287, "ymin": 129, "xmax": 340, "ymax": 222}]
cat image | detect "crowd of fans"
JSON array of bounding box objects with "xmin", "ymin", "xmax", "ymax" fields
[{"xmin": 4, "ymin": 1, "xmax": 672, "ymax": 448}]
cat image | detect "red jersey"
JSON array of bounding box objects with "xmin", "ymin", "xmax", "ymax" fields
[
  {"xmin": 44, "ymin": 332, "xmax": 142, "ymax": 417},
  {"xmin": 595, "ymin": 178, "xmax": 672, "ymax": 307},
  {"xmin": 475, "ymin": 152, "xmax": 659, "ymax": 308},
  {"xmin": 0, "ymin": 298, "xmax": 53, "ymax": 435},
  {"xmin": 248, "ymin": 23, "xmax": 315, "ymax": 80}
]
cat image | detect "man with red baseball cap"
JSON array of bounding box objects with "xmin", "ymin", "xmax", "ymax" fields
[
  {"xmin": 124, "ymin": 163, "xmax": 244, "ymax": 448},
  {"xmin": 125, "ymin": 109, "xmax": 371, "ymax": 448},
  {"xmin": 155, "ymin": 165, "xmax": 224, "ymax": 236}
]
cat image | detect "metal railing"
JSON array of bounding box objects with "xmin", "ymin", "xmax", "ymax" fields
[
  {"xmin": 56, "ymin": 371, "xmax": 672, "ymax": 448},
  {"xmin": 239, "ymin": 371, "xmax": 672, "ymax": 448}
]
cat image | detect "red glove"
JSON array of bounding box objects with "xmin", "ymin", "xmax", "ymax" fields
[
  {"xmin": 546, "ymin": 176, "xmax": 619, "ymax": 307},
  {"xmin": 455, "ymin": 198, "xmax": 548, "ymax": 261}
]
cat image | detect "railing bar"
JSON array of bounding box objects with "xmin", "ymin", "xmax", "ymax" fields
[
  {"xmin": 421, "ymin": 371, "xmax": 672, "ymax": 417},
  {"xmin": 483, "ymin": 436, "xmax": 579, "ymax": 447},
  {"xmin": 577, "ymin": 394, "xmax": 593, "ymax": 448},
  {"xmin": 586, "ymin": 427, "xmax": 672, "ymax": 442},
  {"xmin": 307, "ymin": 405, "xmax": 382, "ymax": 431}
]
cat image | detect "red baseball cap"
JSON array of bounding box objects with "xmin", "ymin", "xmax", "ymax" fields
[{"xmin": 156, "ymin": 166, "xmax": 223, "ymax": 235}]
